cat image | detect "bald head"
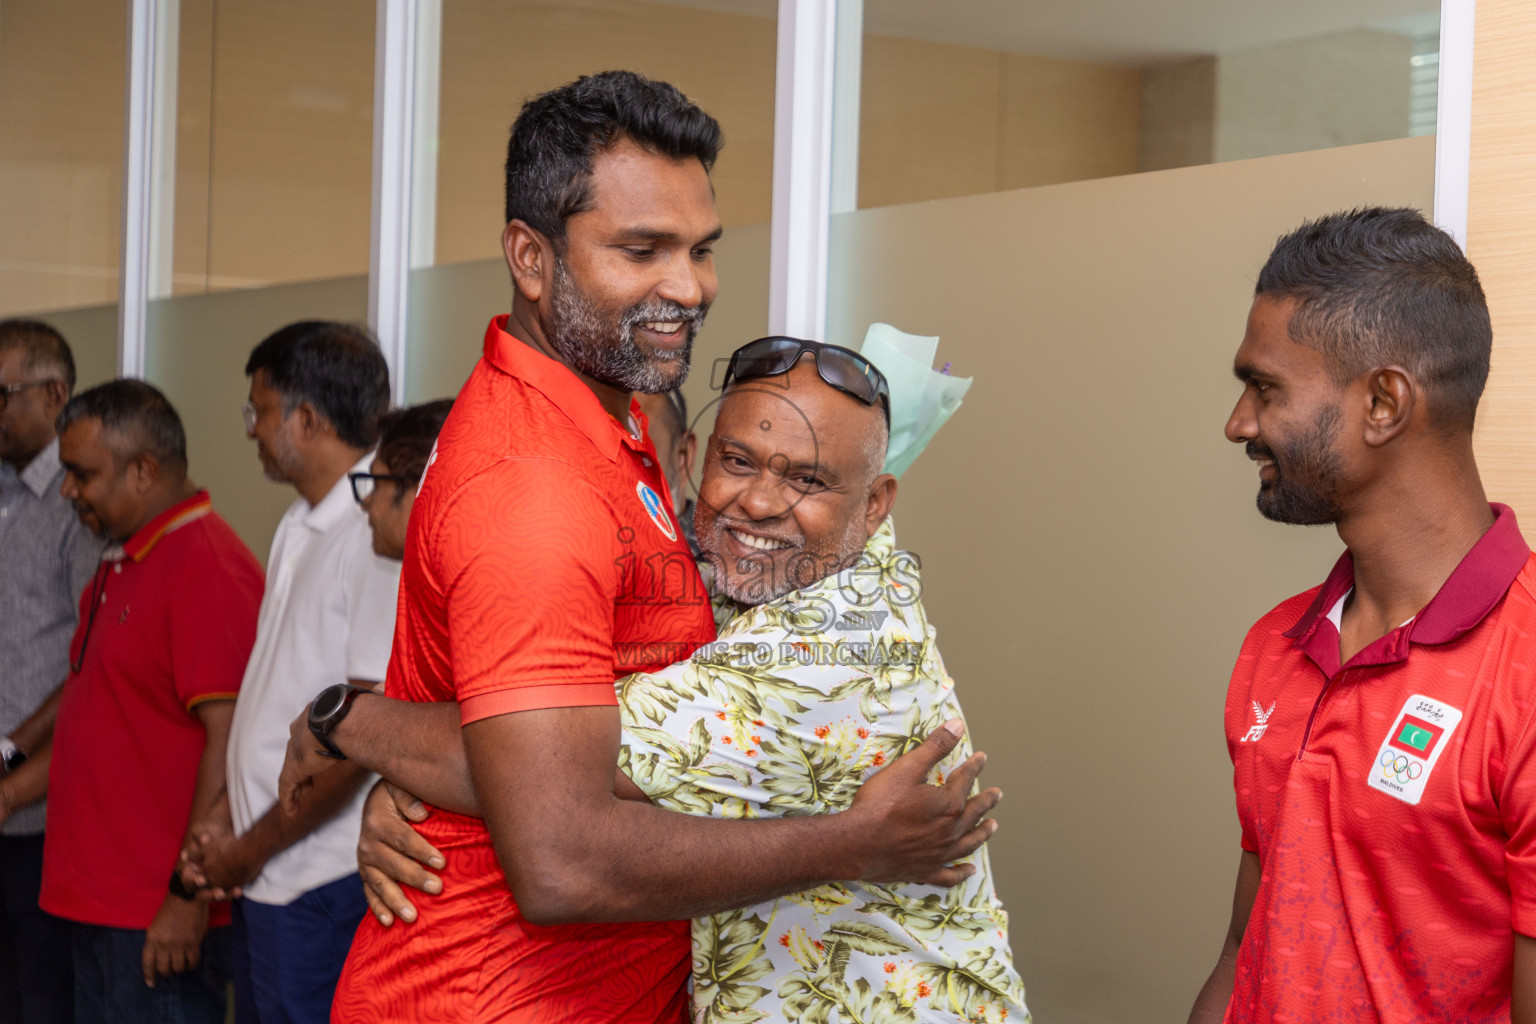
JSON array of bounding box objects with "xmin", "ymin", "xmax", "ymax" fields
[
  {"xmin": 721, "ymin": 357, "xmax": 889, "ymax": 484},
  {"xmin": 698, "ymin": 355, "xmax": 897, "ymax": 604}
]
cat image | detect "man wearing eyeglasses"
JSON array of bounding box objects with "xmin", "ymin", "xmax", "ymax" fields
[
  {"xmin": 176, "ymin": 322, "xmax": 398, "ymax": 1024},
  {"xmin": 267, "ymin": 71, "xmax": 999, "ymax": 1024},
  {"xmin": 0, "ymin": 319, "xmax": 102, "ymax": 1024}
]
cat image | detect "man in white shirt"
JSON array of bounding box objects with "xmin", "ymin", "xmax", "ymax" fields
[{"xmin": 180, "ymin": 321, "xmax": 398, "ymax": 1024}]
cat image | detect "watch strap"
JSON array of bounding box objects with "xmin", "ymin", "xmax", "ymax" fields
[{"xmin": 307, "ymin": 684, "xmax": 374, "ymax": 760}]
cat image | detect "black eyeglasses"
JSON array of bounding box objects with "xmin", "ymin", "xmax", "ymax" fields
[
  {"xmin": 0, "ymin": 379, "xmax": 59, "ymax": 412},
  {"xmin": 722, "ymin": 337, "xmax": 890, "ymax": 424},
  {"xmin": 349, "ymin": 472, "xmax": 412, "ymax": 503}
]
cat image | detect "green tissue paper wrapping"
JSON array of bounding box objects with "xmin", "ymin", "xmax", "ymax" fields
[{"xmin": 858, "ymin": 323, "xmax": 972, "ymax": 478}]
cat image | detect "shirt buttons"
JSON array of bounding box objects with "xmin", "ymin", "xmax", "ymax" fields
[
  {"xmin": 642, "ymin": 457, "xmax": 652, "ymax": 467},
  {"xmin": 114, "ymin": 563, "xmax": 122, "ymax": 574}
]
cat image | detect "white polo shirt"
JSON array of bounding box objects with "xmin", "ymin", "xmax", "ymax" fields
[{"xmin": 226, "ymin": 453, "xmax": 401, "ymax": 905}]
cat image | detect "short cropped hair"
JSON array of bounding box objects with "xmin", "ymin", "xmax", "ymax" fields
[
  {"xmin": 0, "ymin": 319, "xmax": 76, "ymax": 394},
  {"xmin": 244, "ymin": 322, "xmax": 391, "ymax": 449},
  {"xmin": 376, "ymin": 399, "xmax": 452, "ymax": 495},
  {"xmin": 504, "ymin": 70, "xmax": 722, "ymax": 242},
  {"xmin": 57, "ymin": 379, "xmax": 187, "ymax": 477},
  {"xmin": 1256, "ymin": 207, "xmax": 1492, "ymax": 432}
]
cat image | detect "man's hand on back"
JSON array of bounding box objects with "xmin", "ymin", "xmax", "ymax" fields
[
  {"xmin": 357, "ymin": 780, "xmax": 443, "ymax": 927},
  {"xmin": 845, "ymin": 719, "xmax": 1000, "ymax": 885}
]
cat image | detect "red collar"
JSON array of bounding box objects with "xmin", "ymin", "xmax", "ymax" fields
[
  {"xmin": 1284, "ymin": 502, "xmax": 1531, "ymax": 677},
  {"xmin": 482, "ymin": 316, "xmax": 653, "ymax": 463},
  {"xmin": 122, "ymin": 491, "xmax": 213, "ymax": 562}
]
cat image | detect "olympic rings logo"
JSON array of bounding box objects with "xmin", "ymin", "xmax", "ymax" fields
[{"xmin": 1380, "ymin": 749, "xmax": 1423, "ymax": 784}]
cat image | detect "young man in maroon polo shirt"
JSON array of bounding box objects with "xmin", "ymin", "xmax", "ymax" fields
[
  {"xmin": 1189, "ymin": 208, "xmax": 1536, "ymax": 1023},
  {"xmin": 0, "ymin": 380, "xmax": 263, "ymax": 1024}
]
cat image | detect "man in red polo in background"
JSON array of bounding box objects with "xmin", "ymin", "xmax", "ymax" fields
[
  {"xmin": 1189, "ymin": 207, "xmax": 1536, "ymax": 1024},
  {"xmin": 305, "ymin": 71, "xmax": 999, "ymax": 1023},
  {"xmin": 0, "ymin": 380, "xmax": 261, "ymax": 1024}
]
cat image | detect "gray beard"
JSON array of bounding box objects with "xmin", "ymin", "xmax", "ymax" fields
[{"xmin": 547, "ymin": 258, "xmax": 705, "ymax": 395}]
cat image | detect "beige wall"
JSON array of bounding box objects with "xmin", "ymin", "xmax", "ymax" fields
[
  {"xmin": 435, "ymin": 0, "xmax": 779, "ymax": 263},
  {"xmin": 0, "ymin": 0, "xmax": 125, "ymax": 314},
  {"xmin": 171, "ymin": 0, "xmax": 376, "ymax": 291},
  {"xmin": 859, "ymin": 36, "xmax": 1141, "ymax": 209},
  {"xmin": 826, "ymin": 136, "xmax": 1433, "ymax": 1023},
  {"xmin": 1468, "ymin": 0, "xmax": 1536, "ymax": 521}
]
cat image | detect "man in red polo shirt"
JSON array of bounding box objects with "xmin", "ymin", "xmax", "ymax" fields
[
  {"xmin": 0, "ymin": 380, "xmax": 262, "ymax": 1024},
  {"xmin": 280, "ymin": 72, "xmax": 998, "ymax": 1023},
  {"xmin": 1188, "ymin": 207, "xmax": 1536, "ymax": 1024}
]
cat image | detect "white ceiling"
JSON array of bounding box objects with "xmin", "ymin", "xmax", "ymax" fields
[{"xmin": 650, "ymin": 0, "xmax": 1441, "ymax": 63}]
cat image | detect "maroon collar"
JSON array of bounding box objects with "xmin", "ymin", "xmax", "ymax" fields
[
  {"xmin": 481, "ymin": 315, "xmax": 652, "ymax": 463},
  {"xmin": 1284, "ymin": 503, "xmax": 1531, "ymax": 677}
]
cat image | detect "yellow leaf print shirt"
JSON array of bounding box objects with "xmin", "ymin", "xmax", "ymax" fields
[{"xmin": 618, "ymin": 519, "xmax": 1029, "ymax": 1024}]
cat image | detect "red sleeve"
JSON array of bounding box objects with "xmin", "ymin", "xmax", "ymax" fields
[
  {"xmin": 1226, "ymin": 629, "xmax": 1262, "ymax": 855},
  {"xmin": 169, "ymin": 531, "xmax": 263, "ymax": 711},
  {"xmin": 436, "ymin": 458, "xmax": 624, "ymax": 725},
  {"xmin": 1499, "ymin": 694, "xmax": 1536, "ymax": 936}
]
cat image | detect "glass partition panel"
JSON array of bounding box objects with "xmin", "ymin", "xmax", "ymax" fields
[
  {"xmin": 144, "ymin": 275, "xmax": 368, "ymax": 561},
  {"xmin": 170, "ymin": 0, "xmax": 376, "ymax": 294},
  {"xmin": 842, "ymin": 0, "xmax": 1441, "ymax": 208},
  {"xmin": 824, "ymin": 136, "xmax": 1434, "ymax": 1021},
  {"xmin": 431, "ymin": 0, "xmax": 777, "ymax": 266},
  {"xmin": 0, "ymin": 0, "xmax": 127, "ymax": 317}
]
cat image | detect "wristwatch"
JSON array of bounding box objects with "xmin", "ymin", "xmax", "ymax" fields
[
  {"xmin": 307, "ymin": 684, "xmax": 374, "ymax": 760},
  {"xmin": 0, "ymin": 738, "xmax": 27, "ymax": 774}
]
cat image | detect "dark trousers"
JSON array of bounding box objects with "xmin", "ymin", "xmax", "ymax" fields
[
  {"xmin": 238, "ymin": 874, "xmax": 366, "ymax": 1024},
  {"xmin": 0, "ymin": 834, "xmax": 73, "ymax": 1024},
  {"xmin": 71, "ymin": 920, "xmax": 230, "ymax": 1024}
]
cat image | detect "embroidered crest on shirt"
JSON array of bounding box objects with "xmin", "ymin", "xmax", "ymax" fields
[
  {"xmin": 1368, "ymin": 694, "xmax": 1463, "ymax": 805},
  {"xmin": 635, "ymin": 481, "xmax": 677, "ymax": 542},
  {"xmin": 1240, "ymin": 701, "xmax": 1275, "ymax": 742}
]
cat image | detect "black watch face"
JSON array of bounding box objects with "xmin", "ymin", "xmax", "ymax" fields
[{"xmin": 312, "ymin": 686, "xmax": 346, "ymax": 721}]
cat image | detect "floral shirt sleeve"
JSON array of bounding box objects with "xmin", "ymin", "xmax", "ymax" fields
[{"xmin": 618, "ymin": 519, "xmax": 1029, "ymax": 1024}]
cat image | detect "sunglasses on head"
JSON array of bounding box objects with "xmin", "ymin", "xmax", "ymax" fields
[{"xmin": 722, "ymin": 337, "xmax": 890, "ymax": 425}]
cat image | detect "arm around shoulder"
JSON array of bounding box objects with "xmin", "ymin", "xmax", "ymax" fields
[{"xmin": 468, "ymin": 706, "xmax": 997, "ymax": 926}]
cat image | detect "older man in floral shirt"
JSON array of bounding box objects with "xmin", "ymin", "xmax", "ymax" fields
[
  {"xmin": 615, "ymin": 351, "xmax": 1025, "ymax": 1023},
  {"xmin": 285, "ymin": 340, "xmax": 1024, "ymax": 1022}
]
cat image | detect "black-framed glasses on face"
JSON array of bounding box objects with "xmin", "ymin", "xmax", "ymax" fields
[
  {"xmin": 0, "ymin": 379, "xmax": 59, "ymax": 412},
  {"xmin": 722, "ymin": 337, "xmax": 890, "ymax": 425},
  {"xmin": 349, "ymin": 471, "xmax": 411, "ymax": 504}
]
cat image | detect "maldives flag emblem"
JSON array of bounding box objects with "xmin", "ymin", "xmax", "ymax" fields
[
  {"xmin": 1390, "ymin": 714, "xmax": 1443, "ymax": 757},
  {"xmin": 1369, "ymin": 695, "xmax": 1463, "ymax": 806}
]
